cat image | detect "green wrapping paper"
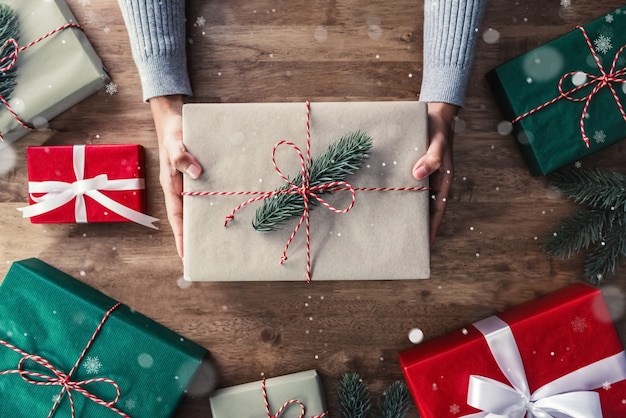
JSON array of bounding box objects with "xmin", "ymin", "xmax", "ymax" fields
[
  {"xmin": 0, "ymin": 0, "xmax": 109, "ymax": 143},
  {"xmin": 209, "ymin": 370, "xmax": 328, "ymax": 418},
  {"xmin": 0, "ymin": 258, "xmax": 209, "ymax": 417},
  {"xmin": 487, "ymin": 6, "xmax": 626, "ymax": 176}
]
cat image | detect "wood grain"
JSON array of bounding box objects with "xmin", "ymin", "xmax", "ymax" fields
[{"xmin": 1, "ymin": 0, "xmax": 626, "ymax": 416}]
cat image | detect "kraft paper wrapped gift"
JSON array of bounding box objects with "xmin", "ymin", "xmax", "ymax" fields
[
  {"xmin": 398, "ymin": 283, "xmax": 626, "ymax": 418},
  {"xmin": 209, "ymin": 370, "xmax": 327, "ymax": 418},
  {"xmin": 487, "ymin": 5, "xmax": 626, "ymax": 175},
  {"xmin": 0, "ymin": 258, "xmax": 212, "ymax": 417},
  {"xmin": 0, "ymin": 0, "xmax": 109, "ymax": 143},
  {"xmin": 182, "ymin": 101, "xmax": 430, "ymax": 282}
]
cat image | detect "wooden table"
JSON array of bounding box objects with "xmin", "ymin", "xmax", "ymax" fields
[{"xmin": 1, "ymin": 0, "xmax": 625, "ymax": 416}]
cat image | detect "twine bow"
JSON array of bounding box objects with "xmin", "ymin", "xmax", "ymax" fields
[
  {"xmin": 17, "ymin": 145, "xmax": 159, "ymax": 229},
  {"xmin": 183, "ymin": 101, "xmax": 429, "ymax": 282},
  {"xmin": 0, "ymin": 303, "xmax": 130, "ymax": 417},
  {"xmin": 461, "ymin": 316, "xmax": 626, "ymax": 418},
  {"xmin": 511, "ymin": 26, "xmax": 626, "ymax": 148},
  {"xmin": 261, "ymin": 377, "xmax": 328, "ymax": 418},
  {"xmin": 0, "ymin": 22, "xmax": 82, "ymax": 141}
]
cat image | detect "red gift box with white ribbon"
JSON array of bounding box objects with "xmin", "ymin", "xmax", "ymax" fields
[
  {"xmin": 399, "ymin": 284, "xmax": 626, "ymax": 418},
  {"xmin": 19, "ymin": 144, "xmax": 158, "ymax": 228}
]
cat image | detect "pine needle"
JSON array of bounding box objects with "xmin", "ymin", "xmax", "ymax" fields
[
  {"xmin": 252, "ymin": 131, "xmax": 373, "ymax": 232},
  {"xmin": 548, "ymin": 167, "xmax": 626, "ymax": 211},
  {"xmin": 0, "ymin": 4, "xmax": 19, "ymax": 101},
  {"xmin": 375, "ymin": 381, "xmax": 411, "ymax": 418},
  {"xmin": 544, "ymin": 167, "xmax": 626, "ymax": 283},
  {"xmin": 338, "ymin": 373, "xmax": 372, "ymax": 418}
]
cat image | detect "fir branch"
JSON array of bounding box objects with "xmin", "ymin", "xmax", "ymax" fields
[
  {"xmin": 0, "ymin": 4, "xmax": 19, "ymax": 101},
  {"xmin": 252, "ymin": 131, "xmax": 373, "ymax": 232},
  {"xmin": 544, "ymin": 167, "xmax": 626, "ymax": 283},
  {"xmin": 543, "ymin": 207, "xmax": 616, "ymax": 258},
  {"xmin": 338, "ymin": 373, "xmax": 372, "ymax": 418},
  {"xmin": 375, "ymin": 381, "xmax": 410, "ymax": 418},
  {"xmin": 548, "ymin": 167, "xmax": 626, "ymax": 211},
  {"xmin": 584, "ymin": 226, "xmax": 626, "ymax": 283}
]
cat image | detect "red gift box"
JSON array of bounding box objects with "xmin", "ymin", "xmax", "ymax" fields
[
  {"xmin": 399, "ymin": 284, "xmax": 626, "ymax": 417},
  {"xmin": 19, "ymin": 144, "xmax": 158, "ymax": 228}
]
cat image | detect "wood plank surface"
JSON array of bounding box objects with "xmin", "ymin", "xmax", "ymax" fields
[{"xmin": 1, "ymin": 0, "xmax": 626, "ymax": 416}]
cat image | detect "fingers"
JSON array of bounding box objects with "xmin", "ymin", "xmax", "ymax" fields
[{"xmin": 162, "ymin": 132, "xmax": 203, "ymax": 180}]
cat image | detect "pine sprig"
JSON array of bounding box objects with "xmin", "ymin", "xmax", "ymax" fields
[
  {"xmin": 0, "ymin": 4, "xmax": 19, "ymax": 101},
  {"xmin": 375, "ymin": 381, "xmax": 410, "ymax": 418},
  {"xmin": 338, "ymin": 373, "xmax": 372, "ymax": 418},
  {"xmin": 252, "ymin": 131, "xmax": 373, "ymax": 232},
  {"xmin": 544, "ymin": 167, "xmax": 626, "ymax": 283},
  {"xmin": 548, "ymin": 167, "xmax": 626, "ymax": 211}
]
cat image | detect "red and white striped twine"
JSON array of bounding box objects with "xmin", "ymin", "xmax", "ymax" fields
[
  {"xmin": 261, "ymin": 377, "xmax": 328, "ymax": 418},
  {"xmin": 510, "ymin": 25, "xmax": 626, "ymax": 148},
  {"xmin": 0, "ymin": 303, "xmax": 130, "ymax": 417},
  {"xmin": 183, "ymin": 101, "xmax": 429, "ymax": 282},
  {"xmin": 0, "ymin": 22, "xmax": 82, "ymax": 141}
]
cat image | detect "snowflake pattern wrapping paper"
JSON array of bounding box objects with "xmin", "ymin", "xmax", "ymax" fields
[
  {"xmin": 398, "ymin": 283, "xmax": 626, "ymax": 418},
  {"xmin": 0, "ymin": 258, "xmax": 210, "ymax": 417},
  {"xmin": 182, "ymin": 101, "xmax": 430, "ymax": 282},
  {"xmin": 0, "ymin": 0, "xmax": 109, "ymax": 143},
  {"xmin": 487, "ymin": 6, "xmax": 626, "ymax": 175},
  {"xmin": 209, "ymin": 370, "xmax": 327, "ymax": 418}
]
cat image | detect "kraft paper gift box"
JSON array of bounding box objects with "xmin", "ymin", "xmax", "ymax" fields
[
  {"xmin": 19, "ymin": 144, "xmax": 159, "ymax": 228},
  {"xmin": 209, "ymin": 370, "xmax": 328, "ymax": 418},
  {"xmin": 0, "ymin": 0, "xmax": 110, "ymax": 143},
  {"xmin": 487, "ymin": 5, "xmax": 626, "ymax": 175},
  {"xmin": 398, "ymin": 283, "xmax": 626, "ymax": 417},
  {"xmin": 182, "ymin": 101, "xmax": 430, "ymax": 282},
  {"xmin": 0, "ymin": 258, "xmax": 211, "ymax": 417}
]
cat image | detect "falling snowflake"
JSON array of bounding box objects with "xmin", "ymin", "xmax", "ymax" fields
[
  {"xmin": 125, "ymin": 399, "xmax": 136, "ymax": 410},
  {"xmin": 593, "ymin": 130, "xmax": 606, "ymax": 144},
  {"xmin": 575, "ymin": 161, "xmax": 582, "ymax": 169},
  {"xmin": 195, "ymin": 16, "xmax": 206, "ymax": 26},
  {"xmin": 571, "ymin": 316, "xmax": 588, "ymax": 333},
  {"xmin": 103, "ymin": 26, "xmax": 111, "ymax": 34},
  {"xmin": 606, "ymin": 14, "xmax": 614, "ymax": 23},
  {"xmin": 450, "ymin": 404, "xmax": 461, "ymax": 414},
  {"xmin": 105, "ymin": 82, "xmax": 118, "ymax": 95},
  {"xmin": 82, "ymin": 356, "xmax": 102, "ymax": 374},
  {"xmin": 79, "ymin": 0, "xmax": 90, "ymax": 6},
  {"xmin": 560, "ymin": 0, "xmax": 571, "ymax": 7},
  {"xmin": 603, "ymin": 381, "xmax": 612, "ymax": 390},
  {"xmin": 594, "ymin": 34, "xmax": 613, "ymax": 54}
]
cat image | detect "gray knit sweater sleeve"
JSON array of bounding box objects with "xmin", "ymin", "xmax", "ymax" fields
[
  {"xmin": 420, "ymin": 0, "xmax": 487, "ymax": 107},
  {"xmin": 118, "ymin": 0, "xmax": 192, "ymax": 102}
]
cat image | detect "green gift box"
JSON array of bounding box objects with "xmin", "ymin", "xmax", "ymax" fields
[
  {"xmin": 209, "ymin": 370, "xmax": 328, "ymax": 418},
  {"xmin": 487, "ymin": 6, "xmax": 626, "ymax": 176},
  {"xmin": 0, "ymin": 0, "xmax": 110, "ymax": 143},
  {"xmin": 0, "ymin": 258, "xmax": 212, "ymax": 417}
]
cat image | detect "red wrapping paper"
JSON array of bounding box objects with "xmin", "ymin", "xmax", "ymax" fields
[
  {"xmin": 24, "ymin": 144, "xmax": 147, "ymax": 224},
  {"xmin": 398, "ymin": 284, "xmax": 626, "ymax": 417}
]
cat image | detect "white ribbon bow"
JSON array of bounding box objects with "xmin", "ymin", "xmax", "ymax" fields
[
  {"xmin": 18, "ymin": 145, "xmax": 159, "ymax": 229},
  {"xmin": 462, "ymin": 316, "xmax": 626, "ymax": 418}
]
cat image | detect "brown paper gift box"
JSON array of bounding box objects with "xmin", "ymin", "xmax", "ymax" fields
[{"xmin": 182, "ymin": 101, "xmax": 430, "ymax": 281}]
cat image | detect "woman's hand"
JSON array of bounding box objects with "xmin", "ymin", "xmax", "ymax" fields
[
  {"xmin": 149, "ymin": 95, "xmax": 203, "ymax": 258},
  {"xmin": 412, "ymin": 102, "xmax": 458, "ymax": 246}
]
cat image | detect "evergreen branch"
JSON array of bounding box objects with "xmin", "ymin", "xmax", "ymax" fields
[
  {"xmin": 375, "ymin": 381, "xmax": 411, "ymax": 418},
  {"xmin": 584, "ymin": 225, "xmax": 626, "ymax": 283},
  {"xmin": 0, "ymin": 4, "xmax": 19, "ymax": 101},
  {"xmin": 338, "ymin": 373, "xmax": 372, "ymax": 418},
  {"xmin": 548, "ymin": 167, "xmax": 626, "ymax": 211},
  {"xmin": 252, "ymin": 131, "xmax": 373, "ymax": 232},
  {"xmin": 543, "ymin": 207, "xmax": 616, "ymax": 258}
]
